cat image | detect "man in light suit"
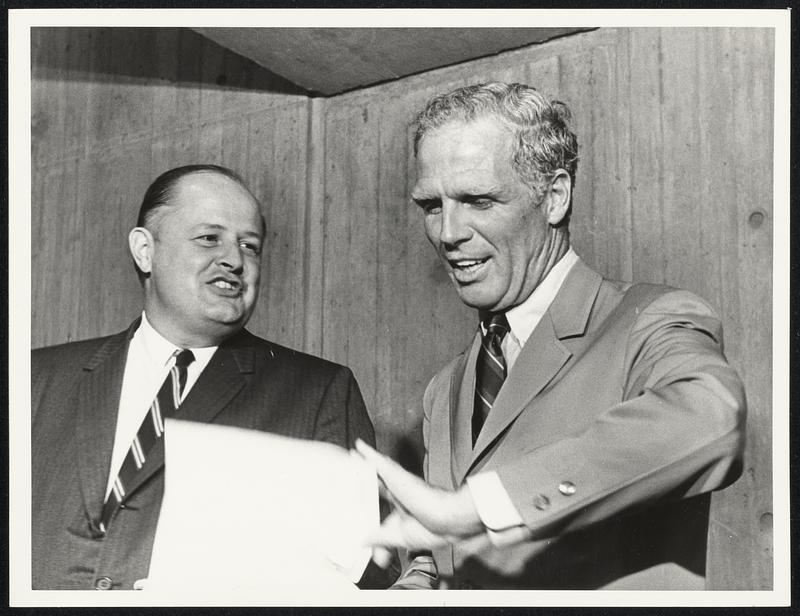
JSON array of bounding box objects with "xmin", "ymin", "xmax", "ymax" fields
[
  {"xmin": 356, "ymin": 82, "xmax": 746, "ymax": 589},
  {"xmin": 32, "ymin": 164, "xmax": 379, "ymax": 590}
]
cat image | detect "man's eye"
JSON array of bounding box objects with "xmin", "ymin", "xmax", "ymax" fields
[
  {"xmin": 240, "ymin": 242, "xmax": 261, "ymax": 255},
  {"xmin": 464, "ymin": 196, "xmax": 494, "ymax": 208},
  {"xmin": 196, "ymin": 234, "xmax": 219, "ymax": 244},
  {"xmin": 415, "ymin": 199, "xmax": 442, "ymax": 214}
]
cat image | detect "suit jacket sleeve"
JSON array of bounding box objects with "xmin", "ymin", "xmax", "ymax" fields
[
  {"xmin": 493, "ymin": 289, "xmax": 746, "ymax": 539},
  {"xmin": 312, "ymin": 365, "xmax": 376, "ymax": 450},
  {"xmin": 311, "ymin": 366, "xmax": 401, "ymax": 589}
]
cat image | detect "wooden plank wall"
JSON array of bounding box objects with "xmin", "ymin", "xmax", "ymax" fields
[
  {"xmin": 30, "ymin": 27, "xmax": 774, "ymax": 590},
  {"xmin": 31, "ymin": 27, "xmax": 311, "ymax": 350},
  {"xmin": 315, "ymin": 28, "xmax": 774, "ymax": 590}
]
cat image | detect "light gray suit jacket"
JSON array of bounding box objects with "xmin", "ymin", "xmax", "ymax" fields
[{"xmin": 421, "ymin": 260, "xmax": 745, "ymax": 589}]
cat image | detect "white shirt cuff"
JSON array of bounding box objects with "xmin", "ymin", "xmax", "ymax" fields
[{"xmin": 466, "ymin": 471, "xmax": 527, "ymax": 546}]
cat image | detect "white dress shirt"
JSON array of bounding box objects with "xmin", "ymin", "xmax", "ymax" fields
[
  {"xmin": 466, "ymin": 248, "xmax": 579, "ymax": 544},
  {"xmin": 104, "ymin": 313, "xmax": 217, "ymax": 499}
]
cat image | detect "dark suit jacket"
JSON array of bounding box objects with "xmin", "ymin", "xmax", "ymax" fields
[
  {"xmin": 422, "ymin": 259, "xmax": 746, "ymax": 589},
  {"xmin": 31, "ymin": 320, "xmax": 376, "ymax": 590}
]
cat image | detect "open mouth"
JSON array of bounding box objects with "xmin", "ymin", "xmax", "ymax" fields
[
  {"xmin": 448, "ymin": 257, "xmax": 489, "ymax": 274},
  {"xmin": 209, "ymin": 277, "xmax": 242, "ymax": 295}
]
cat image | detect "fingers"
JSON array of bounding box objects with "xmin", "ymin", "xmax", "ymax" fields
[
  {"xmin": 355, "ymin": 440, "xmax": 482, "ymax": 543},
  {"xmin": 363, "ymin": 510, "xmax": 449, "ymax": 552},
  {"xmin": 371, "ymin": 546, "xmax": 394, "ymax": 569},
  {"xmin": 355, "ymin": 439, "xmax": 401, "ymax": 477},
  {"xmin": 355, "ymin": 439, "xmax": 429, "ymax": 510}
]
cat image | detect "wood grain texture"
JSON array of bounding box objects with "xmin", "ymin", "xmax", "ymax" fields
[
  {"xmin": 303, "ymin": 98, "xmax": 326, "ymax": 357},
  {"xmin": 707, "ymin": 27, "xmax": 774, "ymax": 590},
  {"xmin": 31, "ymin": 28, "xmax": 309, "ymax": 350},
  {"xmin": 31, "ymin": 26, "xmax": 774, "ymax": 589}
]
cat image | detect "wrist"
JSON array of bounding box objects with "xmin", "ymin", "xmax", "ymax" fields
[{"xmin": 446, "ymin": 485, "xmax": 484, "ymax": 538}]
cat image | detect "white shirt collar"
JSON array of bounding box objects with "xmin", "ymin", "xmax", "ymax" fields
[
  {"xmin": 139, "ymin": 312, "xmax": 184, "ymax": 368},
  {"xmin": 504, "ymin": 248, "xmax": 579, "ymax": 347}
]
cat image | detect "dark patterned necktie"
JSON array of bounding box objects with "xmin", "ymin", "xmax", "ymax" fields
[
  {"xmin": 473, "ymin": 313, "xmax": 510, "ymax": 446},
  {"xmin": 100, "ymin": 349, "xmax": 195, "ymax": 532}
]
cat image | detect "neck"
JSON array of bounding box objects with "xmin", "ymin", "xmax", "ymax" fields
[
  {"xmin": 480, "ymin": 228, "xmax": 570, "ymax": 321},
  {"xmin": 541, "ymin": 228, "xmax": 570, "ymax": 279}
]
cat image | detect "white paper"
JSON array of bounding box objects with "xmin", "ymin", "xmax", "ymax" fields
[{"xmin": 145, "ymin": 419, "xmax": 378, "ymax": 599}]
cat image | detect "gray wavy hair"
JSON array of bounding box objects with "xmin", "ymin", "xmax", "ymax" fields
[{"xmin": 413, "ymin": 82, "xmax": 579, "ymax": 200}]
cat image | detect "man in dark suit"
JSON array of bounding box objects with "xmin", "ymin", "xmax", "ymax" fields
[
  {"xmin": 32, "ymin": 164, "xmax": 377, "ymax": 590},
  {"xmin": 356, "ymin": 82, "xmax": 746, "ymax": 590}
]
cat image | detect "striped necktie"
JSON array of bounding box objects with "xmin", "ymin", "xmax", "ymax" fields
[
  {"xmin": 100, "ymin": 349, "xmax": 195, "ymax": 532},
  {"xmin": 473, "ymin": 313, "xmax": 509, "ymax": 446}
]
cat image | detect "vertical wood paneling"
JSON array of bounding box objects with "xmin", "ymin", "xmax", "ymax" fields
[
  {"xmin": 660, "ymin": 29, "xmax": 705, "ymax": 291},
  {"xmin": 30, "ymin": 28, "xmax": 64, "ymax": 167},
  {"xmin": 374, "ymin": 100, "xmax": 413, "ymax": 455},
  {"xmin": 524, "ymin": 56, "xmax": 561, "ymax": 101},
  {"xmin": 320, "ymin": 105, "xmax": 354, "ymax": 366},
  {"xmin": 559, "ymin": 50, "xmax": 596, "ymax": 262},
  {"xmin": 629, "ymin": 29, "xmax": 667, "ymax": 284},
  {"xmin": 150, "ymin": 127, "xmax": 200, "ymax": 175},
  {"xmin": 32, "ymin": 162, "xmax": 81, "ymax": 345},
  {"xmin": 304, "ymin": 98, "xmax": 326, "ymax": 357},
  {"xmin": 87, "ymin": 30, "xmax": 156, "ymax": 150},
  {"xmin": 347, "ymin": 105, "xmax": 381, "ymax": 411},
  {"xmin": 610, "ymin": 30, "xmax": 634, "ymax": 283},
  {"xmin": 75, "ymin": 144, "xmax": 152, "ymax": 341},
  {"xmin": 31, "ymin": 28, "xmax": 309, "ymax": 350},
  {"xmin": 710, "ymin": 27, "xmax": 774, "ymax": 590},
  {"xmin": 695, "ymin": 27, "xmax": 747, "ymax": 589},
  {"xmin": 588, "ymin": 41, "xmax": 631, "ymax": 281},
  {"xmin": 245, "ymin": 101, "xmax": 310, "ymax": 348},
  {"xmin": 31, "ymin": 26, "xmax": 775, "ymax": 590},
  {"xmin": 321, "ymin": 103, "xmax": 381, "ymax": 405},
  {"xmin": 151, "ymin": 30, "xmax": 192, "ymax": 136}
]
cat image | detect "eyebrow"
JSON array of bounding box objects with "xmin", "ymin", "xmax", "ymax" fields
[
  {"xmin": 410, "ymin": 191, "xmax": 436, "ymax": 202},
  {"xmin": 190, "ymin": 223, "xmax": 263, "ymax": 238},
  {"xmin": 412, "ymin": 184, "xmax": 503, "ymax": 201}
]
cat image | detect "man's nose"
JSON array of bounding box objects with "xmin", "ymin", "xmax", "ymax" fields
[
  {"xmin": 218, "ymin": 242, "xmax": 244, "ymax": 273},
  {"xmin": 439, "ymin": 201, "xmax": 471, "ymax": 247}
]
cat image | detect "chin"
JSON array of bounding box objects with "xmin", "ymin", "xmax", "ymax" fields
[
  {"xmin": 204, "ymin": 309, "xmax": 248, "ymax": 331},
  {"xmin": 457, "ymin": 294, "xmax": 498, "ymax": 312}
]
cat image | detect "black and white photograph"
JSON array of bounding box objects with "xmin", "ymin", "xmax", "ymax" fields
[{"xmin": 8, "ymin": 7, "xmax": 790, "ymax": 607}]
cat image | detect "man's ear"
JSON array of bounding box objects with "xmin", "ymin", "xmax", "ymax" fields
[
  {"xmin": 544, "ymin": 170, "xmax": 571, "ymax": 226},
  {"xmin": 129, "ymin": 227, "xmax": 155, "ymax": 274}
]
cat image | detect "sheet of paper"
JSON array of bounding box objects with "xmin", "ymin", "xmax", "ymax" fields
[{"xmin": 145, "ymin": 418, "xmax": 378, "ymax": 599}]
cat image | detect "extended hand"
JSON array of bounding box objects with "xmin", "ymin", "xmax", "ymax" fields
[{"xmin": 354, "ymin": 439, "xmax": 483, "ymax": 566}]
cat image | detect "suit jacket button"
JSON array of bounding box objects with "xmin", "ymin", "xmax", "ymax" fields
[
  {"xmin": 558, "ymin": 481, "xmax": 576, "ymax": 496},
  {"xmin": 95, "ymin": 576, "xmax": 113, "ymax": 590},
  {"xmin": 533, "ymin": 494, "xmax": 551, "ymax": 510}
]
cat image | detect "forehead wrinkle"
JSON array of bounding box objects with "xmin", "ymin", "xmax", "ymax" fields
[{"xmin": 413, "ymin": 173, "xmax": 503, "ymax": 199}]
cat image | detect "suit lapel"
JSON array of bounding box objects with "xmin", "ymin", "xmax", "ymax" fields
[
  {"xmin": 75, "ymin": 321, "xmax": 139, "ymax": 521},
  {"xmin": 460, "ymin": 259, "xmax": 603, "ymax": 480},
  {"xmin": 119, "ymin": 330, "xmax": 256, "ymax": 500},
  {"xmin": 462, "ymin": 314, "xmax": 570, "ymax": 480},
  {"xmin": 449, "ymin": 333, "xmax": 480, "ymax": 483}
]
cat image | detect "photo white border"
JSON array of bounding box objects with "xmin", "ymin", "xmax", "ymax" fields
[{"xmin": 8, "ymin": 7, "xmax": 791, "ymax": 608}]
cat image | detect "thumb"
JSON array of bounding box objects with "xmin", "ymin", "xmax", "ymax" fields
[{"xmin": 355, "ymin": 439, "xmax": 426, "ymax": 507}]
